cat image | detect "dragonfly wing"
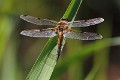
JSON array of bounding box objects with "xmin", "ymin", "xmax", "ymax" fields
[
  {"xmin": 64, "ymin": 31, "xmax": 103, "ymax": 40},
  {"xmin": 20, "ymin": 15, "xmax": 57, "ymax": 26},
  {"xmin": 69, "ymin": 18, "xmax": 104, "ymax": 27},
  {"xmin": 20, "ymin": 29, "xmax": 57, "ymax": 37}
]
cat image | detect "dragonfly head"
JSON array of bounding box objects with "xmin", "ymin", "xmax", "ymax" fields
[
  {"xmin": 60, "ymin": 18, "xmax": 68, "ymax": 21},
  {"xmin": 58, "ymin": 18, "xmax": 68, "ymax": 26}
]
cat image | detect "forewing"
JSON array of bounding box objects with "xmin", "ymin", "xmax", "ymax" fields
[
  {"xmin": 20, "ymin": 15, "xmax": 57, "ymax": 26},
  {"xmin": 64, "ymin": 31, "xmax": 103, "ymax": 40},
  {"xmin": 20, "ymin": 29, "xmax": 57, "ymax": 37},
  {"xmin": 70, "ymin": 18, "xmax": 104, "ymax": 27}
]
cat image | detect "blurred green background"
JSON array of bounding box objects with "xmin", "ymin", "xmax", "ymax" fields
[{"xmin": 0, "ymin": 0, "xmax": 120, "ymax": 80}]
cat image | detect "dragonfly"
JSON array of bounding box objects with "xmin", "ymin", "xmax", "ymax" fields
[{"xmin": 20, "ymin": 15, "xmax": 104, "ymax": 60}]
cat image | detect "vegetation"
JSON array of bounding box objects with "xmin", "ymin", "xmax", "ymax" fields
[{"xmin": 0, "ymin": 0, "xmax": 120, "ymax": 80}]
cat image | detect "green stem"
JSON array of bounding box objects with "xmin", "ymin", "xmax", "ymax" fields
[{"xmin": 63, "ymin": 0, "xmax": 83, "ymax": 21}]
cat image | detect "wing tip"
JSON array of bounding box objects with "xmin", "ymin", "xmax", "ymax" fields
[
  {"xmin": 99, "ymin": 18, "xmax": 104, "ymax": 22},
  {"xmin": 96, "ymin": 34, "xmax": 103, "ymax": 39},
  {"xmin": 20, "ymin": 30, "xmax": 27, "ymax": 36},
  {"xmin": 20, "ymin": 14, "xmax": 27, "ymax": 19},
  {"xmin": 20, "ymin": 30, "xmax": 33, "ymax": 37}
]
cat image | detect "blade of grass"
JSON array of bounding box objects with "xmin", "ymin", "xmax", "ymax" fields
[
  {"xmin": 26, "ymin": 36, "xmax": 58, "ymax": 80},
  {"xmin": 63, "ymin": 0, "xmax": 83, "ymax": 21},
  {"xmin": 26, "ymin": 0, "xmax": 83, "ymax": 80}
]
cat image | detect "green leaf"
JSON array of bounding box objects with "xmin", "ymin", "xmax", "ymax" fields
[
  {"xmin": 63, "ymin": 0, "xmax": 83, "ymax": 21},
  {"xmin": 26, "ymin": 0, "xmax": 83, "ymax": 80},
  {"xmin": 26, "ymin": 36, "xmax": 58, "ymax": 80}
]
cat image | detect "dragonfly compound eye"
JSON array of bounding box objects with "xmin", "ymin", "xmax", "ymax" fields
[{"xmin": 60, "ymin": 18, "xmax": 68, "ymax": 21}]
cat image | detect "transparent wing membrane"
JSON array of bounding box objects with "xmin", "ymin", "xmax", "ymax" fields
[
  {"xmin": 20, "ymin": 15, "xmax": 57, "ymax": 26},
  {"xmin": 70, "ymin": 18, "xmax": 104, "ymax": 27},
  {"xmin": 20, "ymin": 15, "xmax": 103, "ymax": 40},
  {"xmin": 20, "ymin": 29, "xmax": 57, "ymax": 37},
  {"xmin": 64, "ymin": 31, "xmax": 103, "ymax": 40}
]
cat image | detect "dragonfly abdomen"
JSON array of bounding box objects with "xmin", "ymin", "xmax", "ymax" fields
[{"xmin": 57, "ymin": 31, "xmax": 64, "ymax": 60}]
